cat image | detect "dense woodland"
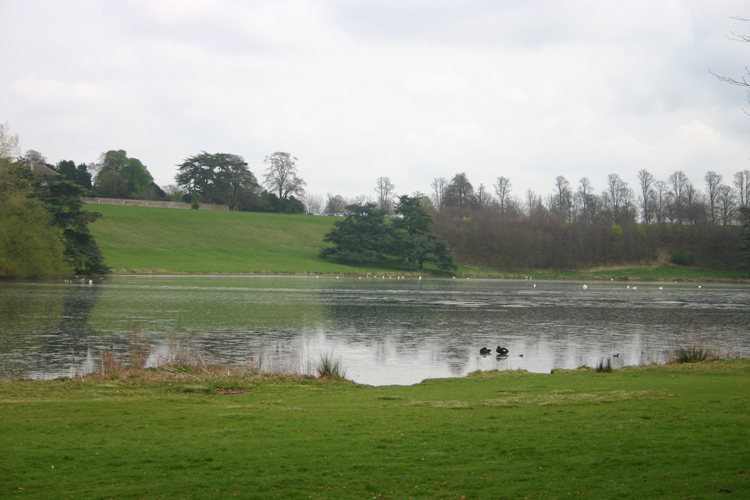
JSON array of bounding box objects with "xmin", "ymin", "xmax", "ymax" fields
[
  {"xmin": 420, "ymin": 171, "xmax": 750, "ymax": 271},
  {"xmin": 316, "ymin": 170, "xmax": 750, "ymax": 272}
]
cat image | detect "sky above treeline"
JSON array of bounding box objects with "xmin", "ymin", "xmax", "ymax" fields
[{"xmin": 1, "ymin": 0, "xmax": 748, "ymax": 201}]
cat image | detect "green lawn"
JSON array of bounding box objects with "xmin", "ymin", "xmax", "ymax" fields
[
  {"xmin": 87, "ymin": 205, "xmax": 481, "ymax": 276},
  {"xmin": 86, "ymin": 204, "xmax": 745, "ymax": 280},
  {"xmin": 1, "ymin": 360, "xmax": 748, "ymax": 499},
  {"xmin": 491, "ymin": 265, "xmax": 748, "ymax": 282}
]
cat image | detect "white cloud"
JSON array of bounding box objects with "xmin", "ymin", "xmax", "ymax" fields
[{"xmin": 0, "ymin": 0, "xmax": 747, "ymax": 200}]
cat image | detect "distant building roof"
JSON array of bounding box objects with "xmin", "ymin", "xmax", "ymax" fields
[{"xmin": 29, "ymin": 161, "xmax": 59, "ymax": 176}]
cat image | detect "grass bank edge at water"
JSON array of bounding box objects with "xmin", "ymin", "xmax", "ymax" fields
[{"xmin": 2, "ymin": 360, "xmax": 748, "ymax": 499}]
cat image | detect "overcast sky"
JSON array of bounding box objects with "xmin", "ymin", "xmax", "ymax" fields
[{"xmin": 1, "ymin": 0, "xmax": 748, "ymax": 202}]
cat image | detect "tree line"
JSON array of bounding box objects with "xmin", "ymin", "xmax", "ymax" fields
[
  {"xmin": 14, "ymin": 145, "xmax": 309, "ymax": 215},
  {"xmin": 308, "ymin": 170, "xmax": 750, "ymax": 273},
  {"xmin": 424, "ymin": 171, "xmax": 750, "ymax": 272},
  {"xmin": 0, "ymin": 123, "xmax": 109, "ymax": 277}
]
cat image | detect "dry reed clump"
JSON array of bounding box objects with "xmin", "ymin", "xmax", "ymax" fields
[
  {"xmin": 128, "ymin": 323, "xmax": 151, "ymax": 370},
  {"xmin": 99, "ymin": 345, "xmax": 123, "ymax": 377},
  {"xmin": 667, "ymin": 320, "xmax": 732, "ymax": 364},
  {"xmin": 595, "ymin": 358, "xmax": 614, "ymax": 373},
  {"xmin": 84, "ymin": 331, "xmax": 326, "ymax": 384}
]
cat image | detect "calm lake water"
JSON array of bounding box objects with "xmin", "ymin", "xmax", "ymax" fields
[{"xmin": 1, "ymin": 276, "xmax": 748, "ymax": 385}]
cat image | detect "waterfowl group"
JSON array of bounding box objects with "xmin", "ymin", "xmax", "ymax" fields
[{"xmin": 480, "ymin": 346, "xmax": 510, "ymax": 356}]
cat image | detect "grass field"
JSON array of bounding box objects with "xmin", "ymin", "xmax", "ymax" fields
[
  {"xmin": 492, "ymin": 265, "xmax": 748, "ymax": 282},
  {"xmin": 87, "ymin": 205, "xmax": 486, "ymax": 276},
  {"xmin": 86, "ymin": 204, "xmax": 747, "ymax": 280},
  {"xmin": 1, "ymin": 360, "xmax": 748, "ymax": 499}
]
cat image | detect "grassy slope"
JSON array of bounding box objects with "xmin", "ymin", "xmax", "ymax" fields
[
  {"xmin": 1, "ymin": 361, "xmax": 748, "ymax": 499},
  {"xmin": 87, "ymin": 204, "xmax": 483, "ymax": 275},
  {"xmin": 87, "ymin": 204, "xmax": 744, "ymax": 279}
]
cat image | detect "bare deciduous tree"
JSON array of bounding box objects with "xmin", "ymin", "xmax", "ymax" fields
[
  {"xmin": 350, "ymin": 194, "xmax": 374, "ymax": 206},
  {"xmin": 263, "ymin": 152, "xmax": 306, "ymax": 200},
  {"xmin": 525, "ymin": 189, "xmax": 541, "ymax": 218},
  {"xmin": 735, "ymin": 169, "xmax": 750, "ymax": 208},
  {"xmin": 716, "ymin": 185, "xmax": 737, "ymax": 225},
  {"xmin": 302, "ymin": 193, "xmax": 324, "ymax": 214},
  {"xmin": 710, "ymin": 16, "xmax": 750, "ymax": 114},
  {"xmin": 705, "ymin": 171, "xmax": 723, "ymax": 224},
  {"xmin": 575, "ymin": 177, "xmax": 595, "ymax": 223},
  {"xmin": 605, "ymin": 173, "xmax": 633, "ymax": 224},
  {"xmin": 637, "ymin": 169, "xmax": 654, "ymax": 224},
  {"xmin": 374, "ymin": 176, "xmax": 396, "ymax": 213},
  {"xmin": 324, "ymin": 193, "xmax": 348, "ymax": 214},
  {"xmin": 493, "ymin": 176, "xmax": 512, "ymax": 213},
  {"xmin": 475, "ymin": 183, "xmax": 493, "ymax": 211},
  {"xmin": 430, "ymin": 177, "xmax": 448, "ymax": 211},
  {"xmin": 553, "ymin": 176, "xmax": 572, "ymax": 221}
]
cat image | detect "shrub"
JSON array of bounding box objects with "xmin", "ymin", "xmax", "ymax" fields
[
  {"xmin": 314, "ymin": 352, "xmax": 347, "ymax": 379},
  {"xmin": 675, "ymin": 346, "xmax": 709, "ymax": 363},
  {"xmin": 595, "ymin": 358, "xmax": 613, "ymax": 373},
  {"xmin": 191, "ymin": 199, "xmax": 200, "ymax": 210},
  {"xmin": 670, "ymin": 248, "xmax": 694, "ymax": 266}
]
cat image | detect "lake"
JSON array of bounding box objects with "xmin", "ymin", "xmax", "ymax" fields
[{"xmin": 1, "ymin": 276, "xmax": 748, "ymax": 385}]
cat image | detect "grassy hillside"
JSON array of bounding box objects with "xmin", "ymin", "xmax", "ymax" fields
[
  {"xmin": 86, "ymin": 204, "xmax": 484, "ymax": 275},
  {"xmin": 1, "ymin": 361, "xmax": 749, "ymax": 499}
]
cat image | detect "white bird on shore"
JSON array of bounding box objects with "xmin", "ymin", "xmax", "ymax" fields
[
  {"xmin": 533, "ymin": 284, "xmax": 536, "ymax": 288},
  {"xmin": 88, "ymin": 280, "xmax": 93, "ymax": 285},
  {"xmin": 698, "ymin": 285, "xmax": 702, "ymax": 289},
  {"xmin": 659, "ymin": 286, "xmax": 663, "ymax": 290},
  {"xmin": 582, "ymin": 284, "xmax": 588, "ymax": 290}
]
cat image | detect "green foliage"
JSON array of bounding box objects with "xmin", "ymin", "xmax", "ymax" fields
[
  {"xmin": 392, "ymin": 195, "xmax": 457, "ymax": 271},
  {"xmin": 190, "ymin": 199, "xmax": 199, "ymax": 210},
  {"xmin": 314, "ymin": 352, "xmax": 347, "ymax": 378},
  {"xmin": 611, "ymin": 224, "xmax": 624, "ymax": 261},
  {"xmin": 55, "ymin": 160, "xmax": 92, "ymax": 189},
  {"xmin": 36, "ymin": 177, "xmax": 110, "ymax": 274},
  {"xmin": 94, "ymin": 150, "xmax": 154, "ymax": 198},
  {"xmin": 176, "ymin": 151, "xmax": 257, "ymax": 210},
  {"xmin": 674, "ymin": 346, "xmax": 709, "ymax": 363},
  {"xmin": 0, "ymin": 161, "xmax": 71, "ymax": 277},
  {"xmin": 320, "ymin": 203, "xmax": 392, "ymax": 263},
  {"xmin": 670, "ymin": 248, "xmax": 695, "ymax": 266},
  {"xmin": 321, "ymin": 197, "xmax": 457, "ymax": 271},
  {"xmin": 1, "ymin": 361, "xmax": 749, "ymax": 499}
]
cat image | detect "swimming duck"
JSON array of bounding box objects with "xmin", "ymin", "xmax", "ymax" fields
[
  {"xmin": 479, "ymin": 347, "xmax": 492, "ymax": 355},
  {"xmin": 496, "ymin": 346, "xmax": 509, "ymax": 355}
]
